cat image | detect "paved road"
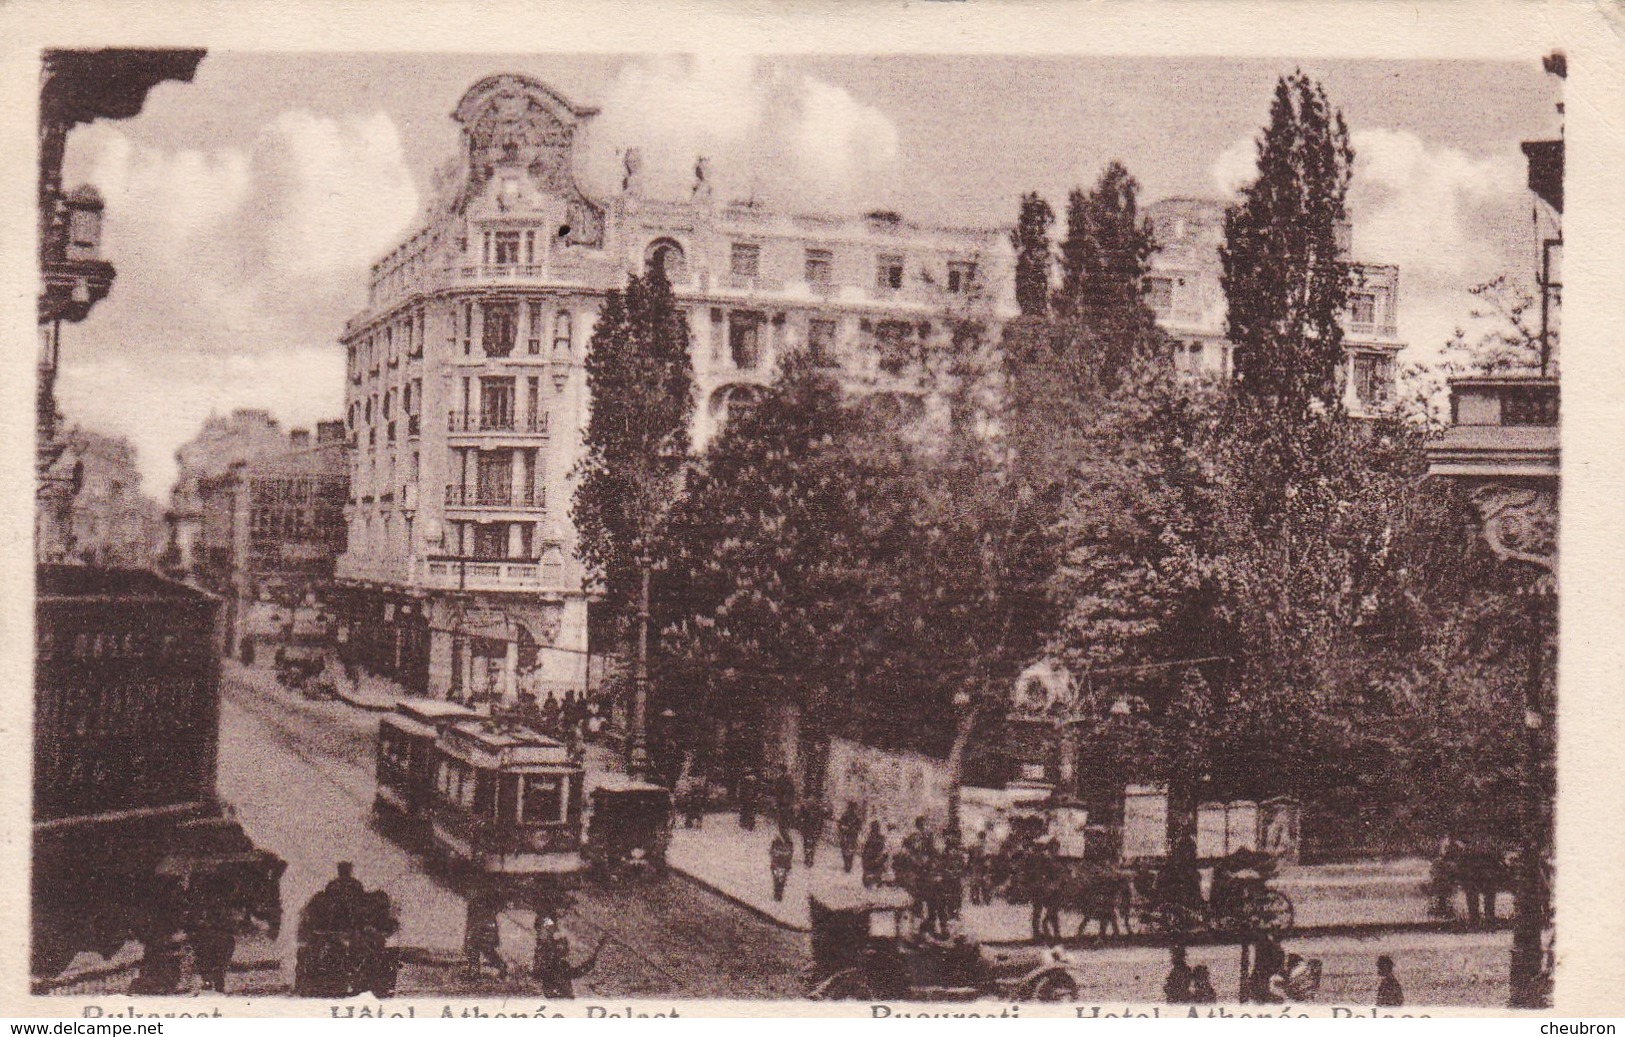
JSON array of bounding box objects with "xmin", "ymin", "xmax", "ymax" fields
[
  {"xmin": 216, "ymin": 661, "xmax": 808, "ymax": 998},
  {"xmin": 214, "ymin": 661, "xmax": 1512, "ymax": 1006}
]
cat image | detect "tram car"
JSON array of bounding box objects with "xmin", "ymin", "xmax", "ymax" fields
[
  {"xmin": 372, "ymin": 703, "xmax": 585, "ymax": 877},
  {"xmin": 32, "ymin": 565, "xmax": 285, "ymax": 978},
  {"xmin": 373, "ymin": 698, "xmax": 481, "ymax": 838}
]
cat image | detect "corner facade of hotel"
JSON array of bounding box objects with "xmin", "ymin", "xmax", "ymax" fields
[
  {"xmin": 333, "ymin": 74, "xmax": 1403, "ymax": 706},
  {"xmin": 331, "ymin": 74, "xmax": 1016, "ymax": 703}
]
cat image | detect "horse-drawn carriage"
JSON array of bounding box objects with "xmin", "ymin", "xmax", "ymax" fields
[
  {"xmin": 1131, "ymin": 848, "xmax": 1295, "ymax": 936},
  {"xmin": 806, "ymin": 887, "xmax": 1084, "ymax": 1002},
  {"xmin": 984, "ymin": 814, "xmax": 1293, "ymax": 940}
]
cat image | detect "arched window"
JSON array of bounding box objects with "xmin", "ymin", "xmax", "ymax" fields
[
  {"xmin": 645, "ymin": 238, "xmax": 686, "ymax": 283},
  {"xmin": 553, "ymin": 311, "xmax": 572, "ymax": 354}
]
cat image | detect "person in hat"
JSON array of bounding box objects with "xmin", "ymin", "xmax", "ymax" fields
[{"xmin": 533, "ymin": 915, "xmax": 604, "ymax": 998}]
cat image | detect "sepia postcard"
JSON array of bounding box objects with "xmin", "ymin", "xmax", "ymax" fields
[{"xmin": 3, "ymin": 0, "xmax": 1623, "ymax": 1020}]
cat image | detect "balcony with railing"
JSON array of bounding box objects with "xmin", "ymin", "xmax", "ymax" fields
[
  {"xmin": 446, "ymin": 410, "xmax": 550, "ymax": 435},
  {"xmin": 444, "ymin": 483, "xmax": 547, "ymax": 510}
]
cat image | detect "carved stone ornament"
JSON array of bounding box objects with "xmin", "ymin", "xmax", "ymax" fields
[
  {"xmin": 516, "ymin": 604, "xmax": 564, "ymax": 648},
  {"xmin": 1469, "ymin": 483, "xmax": 1558, "ymax": 586}
]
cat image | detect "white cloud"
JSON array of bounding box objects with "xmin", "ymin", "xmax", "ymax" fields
[
  {"xmin": 57, "ymin": 112, "xmax": 419, "ymax": 493},
  {"xmin": 578, "ymin": 56, "xmax": 900, "ymax": 215},
  {"xmin": 1209, "ymin": 134, "xmax": 1258, "ymax": 197},
  {"xmin": 56, "ymin": 349, "xmax": 345, "ymax": 496},
  {"xmin": 1207, "ymin": 127, "xmax": 1531, "ymax": 365}
]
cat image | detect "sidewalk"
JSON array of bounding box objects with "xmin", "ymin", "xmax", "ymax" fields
[{"xmin": 667, "ymin": 813, "xmax": 1450, "ymax": 940}]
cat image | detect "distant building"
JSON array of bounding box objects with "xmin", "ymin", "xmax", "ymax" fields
[
  {"xmin": 194, "ymin": 422, "xmax": 348, "ymax": 654},
  {"xmin": 38, "ymin": 427, "xmax": 164, "ymax": 568},
  {"xmin": 1143, "ymin": 197, "xmax": 1405, "ymax": 415},
  {"xmin": 332, "ymin": 73, "xmax": 1015, "ymax": 702},
  {"xmin": 164, "ymin": 408, "xmax": 288, "ymax": 575}
]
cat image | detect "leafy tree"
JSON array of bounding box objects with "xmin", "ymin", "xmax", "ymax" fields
[
  {"xmin": 571, "ymin": 270, "xmax": 694, "ymax": 629},
  {"xmin": 1010, "ymin": 192, "xmax": 1055, "ymax": 318},
  {"xmin": 1221, "ymin": 72, "xmax": 1355, "ymax": 420},
  {"xmin": 1399, "ymin": 275, "xmax": 1553, "ymax": 429},
  {"xmin": 653, "ymin": 352, "xmax": 877, "ymax": 786},
  {"xmin": 1054, "ymin": 162, "xmax": 1160, "ymax": 390}
]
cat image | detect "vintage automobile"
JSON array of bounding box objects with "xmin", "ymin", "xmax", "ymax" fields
[
  {"xmin": 807, "ymin": 887, "xmax": 1083, "ymax": 1002},
  {"xmin": 585, "ymin": 776, "xmax": 673, "ymax": 881}
]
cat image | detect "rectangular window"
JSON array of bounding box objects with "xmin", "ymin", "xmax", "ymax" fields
[
  {"xmin": 874, "ymin": 319, "xmax": 916, "ymax": 375},
  {"xmin": 947, "ymin": 261, "xmax": 977, "ymax": 294},
  {"xmin": 521, "ymin": 774, "xmax": 565, "ymax": 824},
  {"xmin": 482, "ymin": 301, "xmax": 517, "ymax": 358},
  {"xmin": 1146, "ymin": 276, "xmax": 1174, "ymax": 316},
  {"xmin": 527, "ymin": 302, "xmax": 543, "ymax": 354},
  {"xmin": 494, "ymin": 231, "xmax": 521, "ymax": 265},
  {"xmin": 527, "ymin": 377, "xmax": 540, "ymax": 430},
  {"xmin": 462, "ymin": 302, "xmax": 473, "ymax": 356},
  {"xmin": 524, "ymin": 230, "xmax": 535, "ymax": 265},
  {"xmin": 730, "ymin": 243, "xmax": 760, "ymax": 279},
  {"xmin": 1349, "ymin": 291, "xmax": 1378, "ymax": 329},
  {"xmin": 876, "ymin": 254, "xmax": 904, "ymax": 291},
  {"xmin": 805, "ymin": 248, "xmax": 833, "ymax": 287},
  {"xmin": 808, "ymin": 319, "xmax": 838, "ymax": 365},
  {"xmin": 479, "ymin": 377, "xmax": 516, "ymax": 430},
  {"xmin": 482, "ymin": 231, "xmax": 492, "ymax": 265},
  {"xmin": 475, "ymin": 454, "xmax": 512, "ymax": 509},
  {"xmin": 728, "ymin": 311, "xmax": 762, "ymax": 370},
  {"xmin": 553, "ymin": 311, "xmax": 572, "ymax": 354},
  {"xmin": 1352, "ymin": 353, "xmax": 1394, "ymax": 407}
]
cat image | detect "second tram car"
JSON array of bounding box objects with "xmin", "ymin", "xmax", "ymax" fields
[
  {"xmin": 373, "ymin": 701, "xmax": 585, "ymax": 877},
  {"xmin": 373, "ymin": 698, "xmax": 480, "ymax": 838}
]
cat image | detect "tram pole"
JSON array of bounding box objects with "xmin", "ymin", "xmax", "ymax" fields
[{"xmin": 627, "ymin": 564, "xmax": 652, "ymax": 780}]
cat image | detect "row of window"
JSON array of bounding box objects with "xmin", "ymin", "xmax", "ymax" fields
[
  {"xmin": 434, "ymin": 758, "xmax": 568, "ymax": 825},
  {"xmin": 1144, "ymin": 274, "xmax": 1393, "ymax": 332},
  {"xmin": 454, "ymin": 301, "xmax": 574, "ymax": 359},
  {"xmin": 719, "ymin": 240, "xmax": 977, "ymax": 294}
]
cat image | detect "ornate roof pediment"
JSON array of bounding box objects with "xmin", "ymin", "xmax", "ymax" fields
[{"xmin": 449, "ymin": 74, "xmax": 601, "ymax": 218}]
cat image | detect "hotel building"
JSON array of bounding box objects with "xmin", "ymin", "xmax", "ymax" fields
[{"xmin": 331, "ymin": 74, "xmax": 1015, "ymax": 702}]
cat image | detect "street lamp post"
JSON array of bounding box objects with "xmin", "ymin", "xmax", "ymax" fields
[{"xmin": 627, "ymin": 564, "xmax": 653, "ymax": 780}]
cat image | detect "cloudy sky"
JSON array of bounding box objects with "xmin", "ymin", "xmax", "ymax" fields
[{"xmin": 56, "ymin": 54, "xmax": 1559, "ymax": 495}]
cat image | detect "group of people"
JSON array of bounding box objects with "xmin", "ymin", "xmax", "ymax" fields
[
  {"xmin": 463, "ymin": 882, "xmax": 605, "ymax": 997},
  {"xmin": 1164, "ymin": 944, "xmax": 1402, "ymax": 1007}
]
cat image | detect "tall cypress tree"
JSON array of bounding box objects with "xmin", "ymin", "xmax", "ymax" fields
[
  {"xmin": 1054, "ymin": 162, "xmax": 1160, "ymax": 390},
  {"xmin": 1220, "ymin": 72, "xmax": 1355, "ymax": 419},
  {"xmin": 571, "ymin": 269, "xmax": 694, "ymax": 627},
  {"xmin": 1010, "ymin": 191, "xmax": 1055, "ymax": 317}
]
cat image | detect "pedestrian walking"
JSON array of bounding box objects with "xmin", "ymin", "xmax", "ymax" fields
[
  {"xmin": 772, "ymin": 767, "xmax": 797, "ymax": 834},
  {"xmin": 1249, "ymin": 935, "xmax": 1286, "ymax": 1003},
  {"xmin": 1163, "ymin": 945, "xmax": 1194, "ymax": 1004},
  {"xmin": 769, "ymin": 828, "xmax": 795, "ymax": 902},
  {"xmin": 965, "ymin": 829, "xmax": 988, "ymax": 905},
  {"xmin": 1375, "ymin": 955, "xmax": 1404, "ymax": 1007},
  {"xmin": 798, "ymin": 796, "xmax": 827, "ymax": 868},
  {"xmin": 861, "ymin": 821, "xmax": 888, "ymax": 887},
  {"xmin": 1190, "ymin": 965, "xmax": 1218, "ymax": 1004},
  {"xmin": 738, "ymin": 766, "xmax": 759, "ymax": 831},
  {"xmin": 837, "ymin": 801, "xmax": 864, "ymax": 873},
  {"xmin": 463, "ymin": 895, "xmax": 507, "ymax": 979},
  {"xmin": 532, "ymin": 916, "xmax": 604, "ymax": 999}
]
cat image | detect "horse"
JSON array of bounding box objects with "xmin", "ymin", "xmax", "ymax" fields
[
  {"xmin": 1054, "ymin": 861, "xmax": 1134, "ymax": 940},
  {"xmin": 1431, "ymin": 843, "xmax": 1516, "ymax": 925}
]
